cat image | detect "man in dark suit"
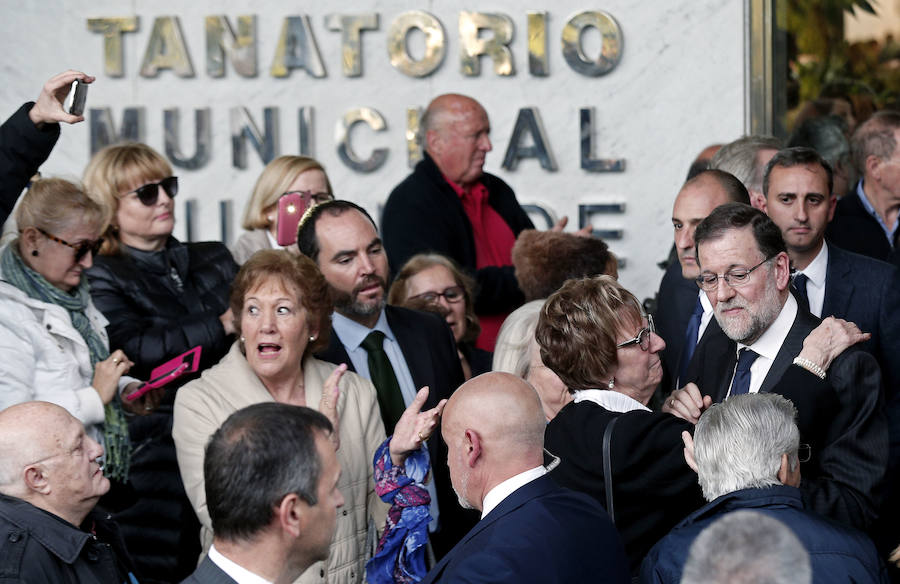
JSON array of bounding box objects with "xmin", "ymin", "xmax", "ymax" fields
[
  {"xmin": 181, "ymin": 403, "xmax": 342, "ymax": 584},
  {"xmin": 655, "ymin": 169, "xmax": 751, "ymax": 394},
  {"xmin": 423, "ymin": 372, "xmax": 629, "ymax": 584},
  {"xmin": 826, "ymin": 110, "xmax": 900, "ymax": 266},
  {"xmin": 663, "ymin": 203, "xmax": 887, "ymax": 531},
  {"xmin": 297, "ymin": 200, "xmax": 472, "ymax": 555}
]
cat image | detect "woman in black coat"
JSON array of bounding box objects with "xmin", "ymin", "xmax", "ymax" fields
[
  {"xmin": 538, "ymin": 276, "xmax": 705, "ymax": 575},
  {"xmin": 83, "ymin": 142, "xmax": 238, "ymax": 583}
]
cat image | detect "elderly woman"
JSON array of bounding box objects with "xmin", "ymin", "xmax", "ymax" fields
[
  {"xmin": 173, "ymin": 250, "xmax": 388, "ymax": 584},
  {"xmin": 492, "ymin": 299, "xmax": 570, "ymax": 422},
  {"xmin": 538, "ymin": 275, "xmax": 704, "ymax": 574},
  {"xmin": 388, "ymin": 253, "xmax": 490, "ymax": 380},
  {"xmin": 232, "ymin": 155, "xmax": 333, "ymax": 264},
  {"xmin": 0, "ymin": 178, "xmax": 158, "ymax": 480},
  {"xmin": 83, "ymin": 142, "xmax": 238, "ymax": 580}
]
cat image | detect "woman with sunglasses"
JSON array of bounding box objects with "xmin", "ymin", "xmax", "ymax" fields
[
  {"xmin": 82, "ymin": 142, "xmax": 238, "ymax": 582},
  {"xmin": 537, "ymin": 275, "xmax": 706, "ymax": 575},
  {"xmin": 232, "ymin": 155, "xmax": 334, "ymax": 264},
  {"xmin": 387, "ymin": 253, "xmax": 491, "ymax": 380},
  {"xmin": 0, "ymin": 179, "xmax": 161, "ymax": 478}
]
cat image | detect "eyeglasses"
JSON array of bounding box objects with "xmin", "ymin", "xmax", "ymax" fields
[
  {"xmin": 409, "ymin": 286, "xmax": 465, "ymax": 304},
  {"xmin": 282, "ymin": 190, "xmax": 332, "ymax": 205},
  {"xmin": 37, "ymin": 228, "xmax": 104, "ymax": 262},
  {"xmin": 695, "ymin": 255, "xmax": 776, "ymax": 292},
  {"xmin": 616, "ymin": 314, "xmax": 655, "ymax": 351},
  {"xmin": 127, "ymin": 176, "xmax": 178, "ymax": 206}
]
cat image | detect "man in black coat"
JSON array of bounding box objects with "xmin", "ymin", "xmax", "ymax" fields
[
  {"xmin": 665, "ymin": 203, "xmax": 887, "ymax": 532},
  {"xmin": 297, "ymin": 200, "xmax": 474, "ymax": 556},
  {"xmin": 0, "ymin": 402, "xmax": 137, "ymax": 583}
]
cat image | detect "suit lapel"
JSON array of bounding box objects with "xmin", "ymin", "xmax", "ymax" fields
[
  {"xmin": 759, "ymin": 310, "xmax": 818, "ymax": 394},
  {"xmin": 821, "ymin": 245, "xmax": 854, "ymax": 318},
  {"xmin": 692, "ymin": 319, "xmax": 735, "ymax": 403}
]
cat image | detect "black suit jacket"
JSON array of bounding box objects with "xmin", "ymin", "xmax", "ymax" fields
[
  {"xmin": 421, "ymin": 474, "xmax": 630, "ymax": 584},
  {"xmin": 686, "ymin": 307, "xmax": 888, "ymax": 530},
  {"xmin": 315, "ymin": 304, "xmax": 475, "ymax": 555},
  {"xmin": 826, "ymin": 186, "xmax": 900, "ymax": 266},
  {"xmin": 654, "ymin": 261, "xmax": 701, "ymax": 393},
  {"xmin": 179, "ymin": 556, "xmax": 237, "ymax": 584}
]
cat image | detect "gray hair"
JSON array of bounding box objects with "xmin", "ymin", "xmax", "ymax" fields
[
  {"xmin": 850, "ymin": 110, "xmax": 900, "ymax": 175},
  {"xmin": 681, "ymin": 510, "xmax": 811, "ymax": 584},
  {"xmin": 492, "ymin": 300, "xmax": 545, "ymax": 378},
  {"xmin": 710, "ymin": 135, "xmax": 783, "ymax": 193},
  {"xmin": 694, "ymin": 393, "xmax": 799, "ymax": 501}
]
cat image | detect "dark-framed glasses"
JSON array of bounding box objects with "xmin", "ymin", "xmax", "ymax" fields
[
  {"xmin": 695, "ymin": 255, "xmax": 776, "ymax": 292},
  {"xmin": 37, "ymin": 227, "xmax": 104, "ymax": 262},
  {"xmin": 128, "ymin": 176, "xmax": 178, "ymax": 206},
  {"xmin": 409, "ymin": 285, "xmax": 465, "ymax": 304},
  {"xmin": 282, "ymin": 190, "xmax": 332, "ymax": 205},
  {"xmin": 616, "ymin": 314, "xmax": 655, "ymax": 351}
]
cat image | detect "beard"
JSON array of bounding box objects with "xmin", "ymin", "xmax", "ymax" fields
[
  {"xmin": 453, "ymin": 469, "xmax": 475, "ymax": 510},
  {"xmin": 715, "ymin": 272, "xmax": 783, "ymax": 344},
  {"xmin": 332, "ymin": 275, "xmax": 386, "ymax": 319}
]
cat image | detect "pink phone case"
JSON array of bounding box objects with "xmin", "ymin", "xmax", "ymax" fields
[
  {"xmin": 125, "ymin": 346, "xmax": 202, "ymax": 401},
  {"xmin": 276, "ymin": 192, "xmax": 312, "ymax": 246}
]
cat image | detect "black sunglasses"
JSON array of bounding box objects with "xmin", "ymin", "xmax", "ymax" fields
[
  {"xmin": 37, "ymin": 227, "xmax": 104, "ymax": 262},
  {"xmin": 128, "ymin": 176, "xmax": 178, "ymax": 206}
]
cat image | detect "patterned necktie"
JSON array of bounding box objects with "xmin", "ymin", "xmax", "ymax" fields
[
  {"xmin": 792, "ymin": 272, "xmax": 810, "ymax": 313},
  {"xmin": 361, "ymin": 331, "xmax": 406, "ymax": 434},
  {"xmin": 730, "ymin": 348, "xmax": 759, "ymax": 396},
  {"xmin": 678, "ymin": 296, "xmax": 704, "ymax": 383}
]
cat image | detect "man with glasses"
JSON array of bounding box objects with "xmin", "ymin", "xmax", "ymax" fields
[
  {"xmin": 663, "ymin": 203, "xmax": 887, "ymax": 532},
  {"xmin": 0, "ymin": 401, "xmax": 138, "ymax": 583}
]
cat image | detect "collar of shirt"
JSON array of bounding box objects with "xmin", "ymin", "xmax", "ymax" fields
[
  {"xmin": 443, "ymin": 174, "xmax": 486, "ymax": 198},
  {"xmin": 857, "ymin": 180, "xmax": 898, "ymax": 246},
  {"xmin": 208, "ymin": 544, "xmax": 274, "ymax": 584},
  {"xmin": 332, "ymin": 309, "xmax": 394, "ymax": 351},
  {"xmin": 734, "ymin": 294, "xmax": 798, "ymax": 394},
  {"xmin": 573, "ymin": 389, "xmax": 651, "ymax": 413},
  {"xmin": 795, "ymin": 241, "xmax": 828, "ymax": 317},
  {"xmin": 481, "ymin": 466, "xmax": 547, "ymax": 519}
]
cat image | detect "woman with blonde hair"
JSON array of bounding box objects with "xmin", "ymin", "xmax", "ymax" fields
[{"xmin": 232, "ymin": 155, "xmax": 333, "ymax": 264}]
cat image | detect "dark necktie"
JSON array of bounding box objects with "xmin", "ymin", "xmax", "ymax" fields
[
  {"xmin": 792, "ymin": 272, "xmax": 810, "ymax": 313},
  {"xmin": 361, "ymin": 331, "xmax": 406, "ymax": 434},
  {"xmin": 678, "ymin": 296, "xmax": 704, "ymax": 383},
  {"xmin": 730, "ymin": 348, "xmax": 759, "ymax": 396}
]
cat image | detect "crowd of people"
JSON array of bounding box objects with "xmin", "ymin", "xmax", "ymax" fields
[{"xmin": 0, "ymin": 68, "xmax": 898, "ymax": 584}]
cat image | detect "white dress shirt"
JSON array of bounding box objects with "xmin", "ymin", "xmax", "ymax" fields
[
  {"xmin": 727, "ymin": 295, "xmax": 798, "ymax": 396},
  {"xmin": 480, "ymin": 466, "xmax": 548, "ymax": 519},
  {"xmin": 208, "ymin": 544, "xmax": 273, "ymax": 584},
  {"xmin": 794, "ymin": 242, "xmax": 828, "ymax": 318},
  {"xmin": 698, "ymin": 290, "xmax": 715, "ymax": 341}
]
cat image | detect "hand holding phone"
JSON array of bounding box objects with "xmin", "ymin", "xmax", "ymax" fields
[
  {"xmin": 125, "ymin": 346, "xmax": 202, "ymax": 401},
  {"xmin": 67, "ymin": 80, "xmax": 88, "ymax": 116},
  {"xmin": 276, "ymin": 191, "xmax": 313, "ymax": 246}
]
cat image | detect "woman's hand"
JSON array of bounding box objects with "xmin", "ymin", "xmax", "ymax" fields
[
  {"xmin": 319, "ymin": 363, "xmax": 347, "ymax": 450},
  {"xmin": 389, "ymin": 386, "xmax": 448, "ymax": 467},
  {"xmin": 92, "ymin": 350, "xmax": 133, "ymax": 405},
  {"xmin": 797, "ymin": 316, "xmax": 870, "ymax": 372},
  {"xmin": 28, "ymin": 70, "xmax": 95, "ymax": 127},
  {"xmin": 120, "ymin": 382, "xmax": 165, "ymax": 415},
  {"xmin": 661, "ymin": 382, "xmax": 711, "ymax": 424}
]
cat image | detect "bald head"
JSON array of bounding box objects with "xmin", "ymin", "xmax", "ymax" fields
[
  {"xmin": 0, "ymin": 401, "xmax": 108, "ymax": 525},
  {"xmin": 441, "ymin": 372, "xmax": 546, "ymax": 509},
  {"xmin": 422, "ymin": 94, "xmax": 492, "ymax": 187}
]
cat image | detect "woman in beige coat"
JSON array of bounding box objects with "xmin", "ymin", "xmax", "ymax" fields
[{"xmin": 173, "ymin": 250, "xmax": 388, "ymax": 584}]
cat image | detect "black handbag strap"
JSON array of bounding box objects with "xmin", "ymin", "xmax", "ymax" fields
[{"xmin": 602, "ymin": 416, "xmax": 619, "ymax": 524}]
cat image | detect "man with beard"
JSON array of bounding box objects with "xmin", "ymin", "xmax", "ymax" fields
[
  {"xmin": 296, "ymin": 199, "xmax": 471, "ymax": 556},
  {"xmin": 662, "ymin": 203, "xmax": 887, "ymax": 532},
  {"xmin": 422, "ymin": 372, "xmax": 628, "ymax": 584}
]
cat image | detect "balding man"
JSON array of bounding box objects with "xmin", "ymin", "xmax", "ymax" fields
[
  {"xmin": 422, "ymin": 372, "xmax": 629, "ymax": 584},
  {"xmin": 382, "ymin": 94, "xmax": 535, "ymax": 351},
  {"xmin": 0, "ymin": 402, "xmax": 137, "ymax": 583},
  {"xmin": 710, "ymin": 135, "xmax": 782, "ymax": 208}
]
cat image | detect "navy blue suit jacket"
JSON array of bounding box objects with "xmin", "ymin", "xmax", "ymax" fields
[
  {"xmin": 421, "ymin": 475, "xmax": 629, "ymax": 584},
  {"xmin": 180, "ymin": 556, "xmax": 237, "ymax": 584},
  {"xmin": 654, "ymin": 261, "xmax": 700, "ymax": 392}
]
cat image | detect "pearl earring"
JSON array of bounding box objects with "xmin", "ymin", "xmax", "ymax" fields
[
  {"xmin": 240, "ymin": 336, "xmax": 245, "ymax": 343},
  {"xmin": 608, "ymin": 378, "xmax": 615, "ymax": 389},
  {"xmin": 309, "ymin": 335, "xmax": 316, "ymax": 342}
]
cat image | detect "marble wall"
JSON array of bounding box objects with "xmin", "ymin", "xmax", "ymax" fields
[{"xmin": 0, "ymin": 0, "xmax": 746, "ymax": 300}]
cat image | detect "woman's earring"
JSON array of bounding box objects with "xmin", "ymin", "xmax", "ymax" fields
[
  {"xmin": 608, "ymin": 378, "xmax": 615, "ymax": 389},
  {"xmin": 309, "ymin": 335, "xmax": 316, "ymax": 342},
  {"xmin": 240, "ymin": 336, "xmax": 245, "ymax": 343},
  {"xmin": 31, "ymin": 250, "xmax": 38, "ymax": 257}
]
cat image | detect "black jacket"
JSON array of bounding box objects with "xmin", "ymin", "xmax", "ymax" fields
[
  {"xmin": 87, "ymin": 237, "xmax": 237, "ymax": 583},
  {"xmin": 0, "ymin": 102, "xmax": 60, "ymax": 225},
  {"xmin": 382, "ymin": 153, "xmax": 533, "ymax": 315},
  {"xmin": 826, "ymin": 186, "xmax": 900, "ymax": 266},
  {"xmin": 0, "ymin": 493, "xmax": 137, "ymax": 584}
]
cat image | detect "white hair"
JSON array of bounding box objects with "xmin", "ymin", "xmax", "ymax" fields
[
  {"xmin": 681, "ymin": 510, "xmax": 811, "ymax": 584},
  {"xmin": 492, "ymin": 300, "xmax": 545, "ymax": 378},
  {"xmin": 694, "ymin": 393, "xmax": 799, "ymax": 501}
]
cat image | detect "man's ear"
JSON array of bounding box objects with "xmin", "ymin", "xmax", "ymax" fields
[
  {"xmin": 425, "ymin": 129, "xmax": 441, "ymax": 157},
  {"xmin": 749, "ymin": 190, "xmax": 766, "ymax": 211},
  {"xmin": 23, "ymin": 465, "xmax": 51, "ymax": 495},
  {"xmin": 464, "ymin": 429, "xmax": 481, "ymax": 468},
  {"xmin": 773, "ymin": 252, "xmax": 791, "ymax": 291},
  {"xmin": 276, "ymin": 493, "xmax": 306, "ymax": 538},
  {"xmin": 866, "ymin": 153, "xmax": 882, "ymax": 182},
  {"xmin": 777, "ymin": 453, "xmax": 801, "ymax": 487}
]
